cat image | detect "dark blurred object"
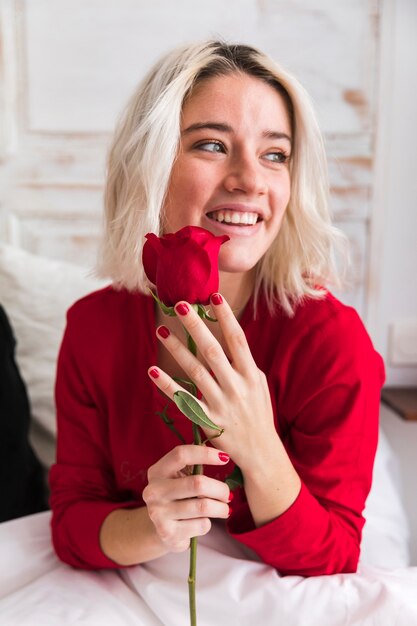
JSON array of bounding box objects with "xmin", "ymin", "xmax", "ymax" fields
[
  {"xmin": 0, "ymin": 304, "xmax": 48, "ymax": 522},
  {"xmin": 381, "ymin": 387, "xmax": 417, "ymax": 421}
]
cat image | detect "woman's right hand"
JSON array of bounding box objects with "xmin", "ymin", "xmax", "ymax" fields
[{"xmin": 142, "ymin": 444, "xmax": 232, "ymax": 553}]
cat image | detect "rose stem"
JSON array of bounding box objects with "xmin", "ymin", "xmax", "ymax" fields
[{"xmin": 185, "ymin": 329, "xmax": 201, "ymax": 626}]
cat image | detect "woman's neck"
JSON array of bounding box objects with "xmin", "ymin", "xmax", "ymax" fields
[{"xmin": 219, "ymin": 268, "xmax": 256, "ymax": 320}]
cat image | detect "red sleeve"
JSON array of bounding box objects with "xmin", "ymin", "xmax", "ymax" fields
[
  {"xmin": 49, "ymin": 308, "xmax": 137, "ymax": 570},
  {"xmin": 228, "ymin": 302, "xmax": 385, "ymax": 576}
]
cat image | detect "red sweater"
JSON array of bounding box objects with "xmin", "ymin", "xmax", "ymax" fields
[{"xmin": 49, "ymin": 287, "xmax": 384, "ymax": 576}]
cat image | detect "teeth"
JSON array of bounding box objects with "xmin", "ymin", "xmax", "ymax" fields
[{"xmin": 208, "ymin": 210, "xmax": 259, "ymax": 225}]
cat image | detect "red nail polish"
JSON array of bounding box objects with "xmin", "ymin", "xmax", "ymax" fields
[
  {"xmin": 211, "ymin": 293, "xmax": 223, "ymax": 306},
  {"xmin": 228, "ymin": 505, "xmax": 232, "ymax": 518},
  {"xmin": 176, "ymin": 303, "xmax": 189, "ymax": 316},
  {"xmin": 149, "ymin": 368, "xmax": 160, "ymax": 379},
  {"xmin": 218, "ymin": 452, "xmax": 229, "ymax": 463},
  {"xmin": 157, "ymin": 325, "xmax": 170, "ymax": 339},
  {"xmin": 228, "ymin": 491, "xmax": 234, "ymax": 503}
]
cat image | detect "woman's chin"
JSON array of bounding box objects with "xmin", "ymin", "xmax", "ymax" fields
[{"xmin": 218, "ymin": 253, "xmax": 258, "ymax": 275}]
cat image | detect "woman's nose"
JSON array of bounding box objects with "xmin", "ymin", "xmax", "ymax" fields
[{"xmin": 223, "ymin": 153, "xmax": 267, "ymax": 196}]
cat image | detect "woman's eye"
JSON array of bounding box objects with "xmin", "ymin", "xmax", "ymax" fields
[
  {"xmin": 195, "ymin": 141, "xmax": 225, "ymax": 153},
  {"xmin": 264, "ymin": 151, "xmax": 288, "ymax": 164}
]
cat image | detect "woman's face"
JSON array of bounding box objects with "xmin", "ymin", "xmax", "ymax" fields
[{"xmin": 163, "ymin": 72, "xmax": 292, "ymax": 274}]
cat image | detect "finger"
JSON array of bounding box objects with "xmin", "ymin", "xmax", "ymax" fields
[
  {"xmin": 148, "ymin": 365, "xmax": 224, "ymax": 437},
  {"xmin": 148, "ymin": 364, "xmax": 185, "ymax": 400},
  {"xmin": 170, "ymin": 496, "xmax": 230, "ymax": 521},
  {"xmin": 173, "ymin": 301, "xmax": 238, "ymax": 390},
  {"xmin": 209, "ymin": 293, "xmax": 257, "ymax": 376},
  {"xmin": 155, "ymin": 325, "xmax": 220, "ymax": 402},
  {"xmin": 145, "ymin": 473, "xmax": 231, "ymax": 504},
  {"xmin": 153, "ymin": 518, "xmax": 212, "ymax": 552},
  {"xmin": 147, "ymin": 444, "xmax": 230, "ymax": 480},
  {"xmin": 148, "ymin": 365, "xmax": 214, "ymax": 418}
]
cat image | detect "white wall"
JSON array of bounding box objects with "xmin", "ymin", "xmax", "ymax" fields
[{"xmin": 368, "ymin": 0, "xmax": 417, "ymax": 385}]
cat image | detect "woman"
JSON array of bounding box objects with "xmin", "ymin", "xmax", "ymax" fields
[{"xmin": 49, "ymin": 41, "xmax": 384, "ymax": 576}]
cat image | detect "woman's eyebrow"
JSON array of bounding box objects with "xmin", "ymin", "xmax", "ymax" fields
[
  {"xmin": 182, "ymin": 122, "xmax": 292, "ymax": 144},
  {"xmin": 263, "ymin": 130, "xmax": 292, "ymax": 144},
  {"xmin": 182, "ymin": 122, "xmax": 232, "ymax": 135}
]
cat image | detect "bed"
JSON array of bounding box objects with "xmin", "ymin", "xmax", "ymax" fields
[{"xmin": 0, "ymin": 243, "xmax": 416, "ymax": 625}]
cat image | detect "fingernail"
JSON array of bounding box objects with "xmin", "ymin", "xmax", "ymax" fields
[
  {"xmin": 211, "ymin": 293, "xmax": 223, "ymax": 306},
  {"xmin": 157, "ymin": 325, "xmax": 170, "ymax": 339},
  {"xmin": 218, "ymin": 452, "xmax": 229, "ymax": 463},
  {"xmin": 149, "ymin": 368, "xmax": 160, "ymax": 379},
  {"xmin": 228, "ymin": 491, "xmax": 234, "ymax": 503},
  {"xmin": 228, "ymin": 505, "xmax": 232, "ymax": 518},
  {"xmin": 175, "ymin": 303, "xmax": 189, "ymax": 316}
]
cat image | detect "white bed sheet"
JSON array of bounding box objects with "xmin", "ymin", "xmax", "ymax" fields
[{"xmin": 0, "ymin": 511, "xmax": 416, "ymax": 626}]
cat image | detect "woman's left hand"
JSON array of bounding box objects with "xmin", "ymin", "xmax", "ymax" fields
[{"xmin": 148, "ymin": 293, "xmax": 278, "ymax": 475}]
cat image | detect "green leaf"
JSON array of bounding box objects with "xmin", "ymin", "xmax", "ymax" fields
[
  {"xmin": 173, "ymin": 377, "xmax": 198, "ymax": 398},
  {"xmin": 203, "ymin": 314, "xmax": 218, "ymax": 322},
  {"xmin": 186, "ymin": 332, "xmax": 197, "ymax": 357},
  {"xmin": 225, "ymin": 465, "xmax": 244, "ymax": 491},
  {"xmin": 201, "ymin": 430, "xmax": 223, "ymax": 444},
  {"xmin": 173, "ymin": 391, "xmax": 223, "ymax": 433},
  {"xmin": 197, "ymin": 304, "xmax": 217, "ymax": 322},
  {"xmin": 148, "ymin": 290, "xmax": 176, "ymax": 316},
  {"xmin": 155, "ymin": 402, "xmax": 186, "ymax": 444}
]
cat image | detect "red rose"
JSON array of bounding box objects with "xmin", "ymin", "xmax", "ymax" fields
[{"xmin": 143, "ymin": 226, "xmax": 229, "ymax": 306}]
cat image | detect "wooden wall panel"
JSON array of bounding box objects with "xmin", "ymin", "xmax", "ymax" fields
[
  {"xmin": 0, "ymin": 0, "xmax": 381, "ymax": 319},
  {"xmin": 258, "ymin": 0, "xmax": 379, "ymax": 135}
]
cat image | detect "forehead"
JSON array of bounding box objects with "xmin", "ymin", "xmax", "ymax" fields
[{"xmin": 181, "ymin": 73, "xmax": 291, "ymax": 134}]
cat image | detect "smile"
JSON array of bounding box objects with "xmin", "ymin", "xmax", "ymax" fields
[{"xmin": 206, "ymin": 209, "xmax": 261, "ymax": 226}]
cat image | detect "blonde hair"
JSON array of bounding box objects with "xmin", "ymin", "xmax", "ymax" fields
[{"xmin": 97, "ymin": 40, "xmax": 347, "ymax": 315}]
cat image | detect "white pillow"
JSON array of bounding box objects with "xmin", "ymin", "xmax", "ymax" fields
[{"xmin": 0, "ymin": 244, "xmax": 107, "ymax": 466}]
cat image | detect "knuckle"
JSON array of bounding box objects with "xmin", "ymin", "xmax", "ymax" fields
[
  {"xmin": 196, "ymin": 498, "xmax": 210, "ymax": 517},
  {"xmin": 229, "ymin": 328, "xmax": 247, "ymax": 349},
  {"xmin": 228, "ymin": 383, "xmax": 247, "ymax": 403},
  {"xmin": 243, "ymin": 365, "xmax": 262, "ymax": 387},
  {"xmin": 191, "ymin": 474, "xmax": 205, "ymax": 494},
  {"xmin": 203, "ymin": 342, "xmax": 223, "ymax": 363},
  {"xmin": 142, "ymin": 484, "xmax": 158, "ymax": 504},
  {"xmin": 186, "ymin": 315, "xmax": 200, "ymax": 331},
  {"xmin": 171, "ymin": 540, "xmax": 189, "ymax": 553},
  {"xmin": 173, "ymin": 445, "xmax": 188, "ymax": 466},
  {"xmin": 143, "ymin": 479, "xmax": 165, "ymax": 508},
  {"xmin": 143, "ymin": 479, "xmax": 161, "ymax": 504},
  {"xmin": 189, "ymin": 362, "xmax": 206, "ymax": 384},
  {"xmin": 146, "ymin": 461, "xmax": 159, "ymax": 482},
  {"xmin": 159, "ymin": 526, "xmax": 190, "ymax": 553},
  {"xmin": 159, "ymin": 378, "xmax": 172, "ymax": 393},
  {"xmin": 142, "ymin": 484, "xmax": 151, "ymax": 503},
  {"xmin": 199, "ymin": 518, "xmax": 211, "ymax": 536},
  {"xmin": 158, "ymin": 523, "xmax": 175, "ymax": 545},
  {"xmin": 146, "ymin": 503, "xmax": 160, "ymax": 524}
]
